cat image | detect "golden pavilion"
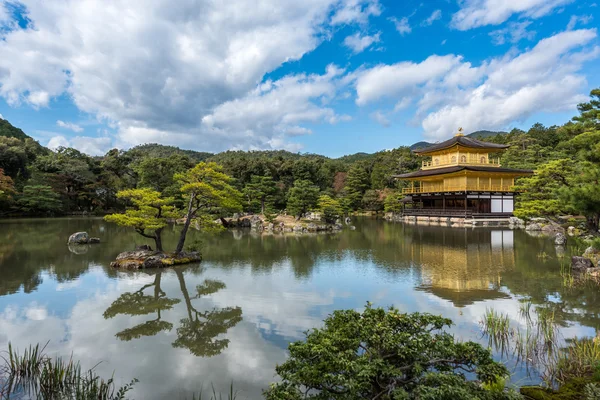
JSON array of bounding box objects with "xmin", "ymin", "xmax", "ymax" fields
[{"xmin": 394, "ymin": 129, "xmax": 533, "ymax": 218}]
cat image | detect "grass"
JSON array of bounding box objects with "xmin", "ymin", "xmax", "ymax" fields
[
  {"xmin": 0, "ymin": 342, "xmax": 137, "ymax": 399},
  {"xmin": 480, "ymin": 304, "xmax": 560, "ymax": 376},
  {"xmin": 545, "ymin": 338, "xmax": 600, "ymax": 386},
  {"xmin": 481, "ymin": 308, "xmax": 512, "ymax": 355},
  {"xmin": 189, "ymin": 383, "xmax": 240, "ymax": 400},
  {"xmin": 537, "ymin": 251, "xmax": 552, "ymax": 261}
]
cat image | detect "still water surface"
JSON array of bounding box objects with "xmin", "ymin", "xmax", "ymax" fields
[{"xmin": 0, "ymin": 218, "xmax": 597, "ymax": 398}]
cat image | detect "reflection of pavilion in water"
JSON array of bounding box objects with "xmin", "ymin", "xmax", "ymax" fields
[{"xmin": 410, "ymin": 229, "xmax": 515, "ymax": 307}]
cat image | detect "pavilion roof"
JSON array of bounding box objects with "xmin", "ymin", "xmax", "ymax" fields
[
  {"xmin": 393, "ymin": 165, "xmax": 533, "ymax": 179},
  {"xmin": 414, "ymin": 135, "xmax": 509, "ymax": 154}
]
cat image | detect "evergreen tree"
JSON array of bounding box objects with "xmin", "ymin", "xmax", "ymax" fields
[
  {"xmin": 344, "ymin": 164, "xmax": 370, "ymax": 210},
  {"xmin": 104, "ymin": 188, "xmax": 178, "ymax": 252},
  {"xmin": 287, "ymin": 180, "xmax": 319, "ymax": 217},
  {"xmin": 175, "ymin": 162, "xmax": 243, "ymax": 254},
  {"xmin": 243, "ymin": 175, "xmax": 278, "ymax": 213},
  {"xmin": 17, "ymin": 185, "xmax": 62, "ymax": 214}
]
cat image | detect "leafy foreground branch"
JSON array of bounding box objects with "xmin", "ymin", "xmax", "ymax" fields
[
  {"xmin": 0, "ymin": 343, "xmax": 136, "ymax": 399},
  {"xmin": 265, "ymin": 303, "xmax": 519, "ymax": 400}
]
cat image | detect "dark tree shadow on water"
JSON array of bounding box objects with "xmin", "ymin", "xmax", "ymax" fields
[{"xmin": 103, "ymin": 268, "xmax": 242, "ymax": 357}]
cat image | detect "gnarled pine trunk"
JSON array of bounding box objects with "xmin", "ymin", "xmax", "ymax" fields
[{"xmin": 175, "ymin": 192, "xmax": 195, "ymax": 255}]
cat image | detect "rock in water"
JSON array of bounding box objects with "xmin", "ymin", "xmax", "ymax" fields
[
  {"xmin": 572, "ymin": 256, "xmax": 594, "ymax": 272},
  {"xmin": 525, "ymin": 223, "xmax": 542, "ymax": 232},
  {"xmin": 89, "ymin": 237, "xmax": 101, "ymax": 244},
  {"xmin": 68, "ymin": 232, "xmax": 89, "ymax": 244},
  {"xmin": 583, "ymin": 246, "xmax": 600, "ymax": 267},
  {"xmin": 554, "ymin": 233, "xmax": 567, "ymax": 246}
]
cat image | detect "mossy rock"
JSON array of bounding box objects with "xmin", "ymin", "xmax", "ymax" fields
[
  {"xmin": 520, "ymin": 378, "xmax": 589, "ymax": 399},
  {"xmin": 110, "ymin": 250, "xmax": 202, "ymax": 269}
]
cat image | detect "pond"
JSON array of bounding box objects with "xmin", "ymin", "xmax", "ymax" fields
[{"xmin": 0, "ymin": 217, "xmax": 597, "ymax": 399}]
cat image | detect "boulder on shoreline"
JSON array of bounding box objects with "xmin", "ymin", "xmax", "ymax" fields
[
  {"xmin": 110, "ymin": 250, "xmax": 201, "ymax": 269},
  {"xmin": 571, "ymin": 256, "xmax": 594, "ymax": 272},
  {"xmin": 554, "ymin": 233, "xmax": 567, "ymax": 246}
]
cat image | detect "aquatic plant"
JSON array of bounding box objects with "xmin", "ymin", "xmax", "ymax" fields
[
  {"xmin": 0, "ymin": 342, "xmax": 137, "ymax": 399},
  {"xmin": 189, "ymin": 383, "xmax": 240, "ymax": 400},
  {"xmin": 545, "ymin": 337, "xmax": 600, "ymax": 386}
]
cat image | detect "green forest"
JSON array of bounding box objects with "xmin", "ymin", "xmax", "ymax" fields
[{"xmin": 1, "ymin": 88, "xmax": 599, "ymax": 227}]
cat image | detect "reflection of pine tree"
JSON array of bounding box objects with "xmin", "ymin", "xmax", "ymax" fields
[
  {"xmin": 172, "ymin": 270, "xmax": 243, "ymax": 357},
  {"xmin": 102, "ymin": 269, "xmax": 242, "ymax": 357},
  {"xmin": 103, "ymin": 272, "xmax": 180, "ymax": 341}
]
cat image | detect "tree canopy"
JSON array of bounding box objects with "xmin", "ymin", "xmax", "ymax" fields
[{"xmin": 265, "ymin": 304, "xmax": 516, "ymax": 400}]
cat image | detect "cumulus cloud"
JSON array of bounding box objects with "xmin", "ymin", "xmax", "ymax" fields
[
  {"xmin": 355, "ymin": 54, "xmax": 464, "ymax": 105},
  {"xmin": 343, "ymin": 32, "xmax": 380, "ymax": 53},
  {"xmin": 489, "ymin": 21, "xmax": 536, "ymax": 45},
  {"xmin": 422, "ymin": 9, "xmax": 442, "ymax": 26},
  {"xmin": 0, "ymin": 0, "xmax": 377, "ymax": 152},
  {"xmin": 390, "ymin": 16, "xmax": 411, "ymax": 35},
  {"xmin": 199, "ymin": 65, "xmax": 349, "ymax": 152},
  {"xmin": 452, "ymin": 0, "xmax": 573, "ymax": 30},
  {"xmin": 421, "ymin": 29, "xmax": 598, "ymax": 139},
  {"xmin": 57, "ymin": 120, "xmax": 83, "ymax": 133},
  {"xmin": 48, "ymin": 134, "xmax": 113, "ymax": 155},
  {"xmin": 355, "ymin": 29, "xmax": 598, "ymax": 140}
]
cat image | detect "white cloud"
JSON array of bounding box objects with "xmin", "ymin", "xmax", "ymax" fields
[
  {"xmin": 47, "ymin": 135, "xmax": 70, "ymax": 150},
  {"xmin": 421, "ymin": 29, "xmax": 598, "ymax": 139},
  {"xmin": 370, "ymin": 110, "xmax": 390, "ymax": 127},
  {"xmin": 0, "ymin": 113, "xmax": 3, "ymax": 119},
  {"xmin": 343, "ymin": 32, "xmax": 380, "ymax": 53},
  {"xmin": 355, "ymin": 54, "xmax": 464, "ymax": 105},
  {"xmin": 57, "ymin": 120, "xmax": 84, "ymax": 133},
  {"xmin": 198, "ymin": 65, "xmax": 349, "ymax": 152},
  {"xmin": 390, "ymin": 16, "xmax": 411, "ymax": 35},
  {"xmin": 330, "ymin": 0, "xmax": 381, "ymax": 25},
  {"xmin": 422, "ymin": 9, "xmax": 442, "ymax": 26},
  {"xmin": 27, "ymin": 91, "xmax": 50, "ymax": 108},
  {"xmin": 355, "ymin": 29, "xmax": 598, "ymax": 140},
  {"xmin": 489, "ymin": 21, "xmax": 536, "ymax": 45},
  {"xmin": 452, "ymin": 0, "xmax": 573, "ymax": 30},
  {"xmin": 567, "ymin": 14, "xmax": 593, "ymax": 30},
  {"xmin": 48, "ymin": 134, "xmax": 113, "ymax": 155},
  {"xmin": 0, "ymin": 0, "xmax": 378, "ymax": 152}
]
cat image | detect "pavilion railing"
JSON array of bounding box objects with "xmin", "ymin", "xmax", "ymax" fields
[
  {"xmin": 401, "ymin": 208, "xmax": 474, "ymax": 218},
  {"xmin": 421, "ymin": 159, "xmax": 501, "ymax": 169},
  {"xmin": 402, "ymin": 185, "xmax": 514, "ymax": 194}
]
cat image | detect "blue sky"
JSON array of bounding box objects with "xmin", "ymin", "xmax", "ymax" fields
[{"xmin": 0, "ymin": 0, "xmax": 598, "ymax": 157}]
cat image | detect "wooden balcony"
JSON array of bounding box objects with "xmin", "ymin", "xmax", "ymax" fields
[
  {"xmin": 422, "ymin": 159, "xmax": 500, "ymax": 170},
  {"xmin": 402, "ymin": 185, "xmax": 515, "ymax": 194}
]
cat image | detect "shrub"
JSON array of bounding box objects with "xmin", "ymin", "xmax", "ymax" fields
[{"xmin": 264, "ymin": 303, "xmax": 516, "ymax": 400}]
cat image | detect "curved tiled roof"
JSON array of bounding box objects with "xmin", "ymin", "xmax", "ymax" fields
[
  {"xmin": 414, "ymin": 136, "xmax": 509, "ymax": 154},
  {"xmin": 393, "ymin": 165, "xmax": 533, "ymax": 179}
]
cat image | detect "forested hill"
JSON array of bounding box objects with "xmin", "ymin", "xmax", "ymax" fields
[
  {"xmin": 0, "ymin": 118, "xmax": 32, "ymax": 141},
  {"xmin": 127, "ymin": 143, "xmax": 213, "ymax": 163},
  {"xmin": 1, "ymin": 87, "xmax": 599, "ymax": 227}
]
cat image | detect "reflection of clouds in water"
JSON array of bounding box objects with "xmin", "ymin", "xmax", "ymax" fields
[
  {"xmin": 25, "ymin": 303, "xmax": 48, "ymax": 321},
  {"xmin": 206, "ymin": 260, "xmax": 340, "ymax": 339},
  {"xmin": 0, "ymin": 268, "xmax": 294, "ymax": 399}
]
